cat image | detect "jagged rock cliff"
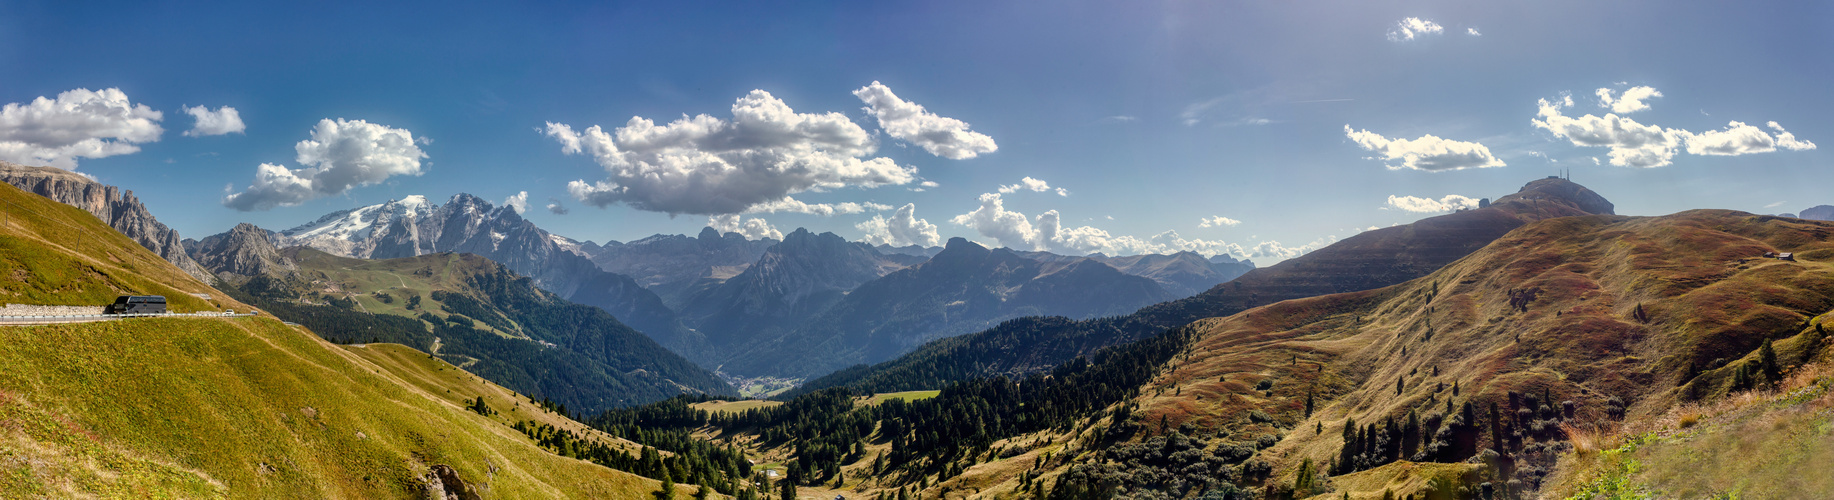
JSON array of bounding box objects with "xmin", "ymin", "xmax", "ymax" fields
[
  {"xmin": 0, "ymin": 161, "xmax": 212, "ymax": 283},
  {"xmin": 188, "ymin": 223, "xmax": 298, "ymax": 280}
]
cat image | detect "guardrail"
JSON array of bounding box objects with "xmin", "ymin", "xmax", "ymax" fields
[{"xmin": 0, "ymin": 312, "xmax": 258, "ymax": 324}]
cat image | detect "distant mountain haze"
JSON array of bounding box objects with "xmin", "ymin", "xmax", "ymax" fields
[
  {"xmin": 723, "ymin": 237, "xmax": 1179, "ymax": 378},
  {"xmin": 791, "ymin": 177, "xmax": 1620, "ymax": 395}
]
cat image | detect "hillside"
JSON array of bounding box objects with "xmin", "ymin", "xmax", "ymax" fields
[
  {"xmin": 1033, "ymin": 209, "xmax": 1833, "ymax": 498},
  {"xmin": 193, "ymin": 227, "xmax": 735, "ymax": 414},
  {"xmin": 643, "ymin": 208, "xmax": 1833, "ymax": 500},
  {"xmin": 726, "ymin": 237, "xmax": 1175, "ymax": 378},
  {"xmin": 0, "ymin": 180, "xmax": 230, "ymax": 313},
  {"xmin": 0, "ymin": 180, "xmax": 691, "ymax": 498},
  {"xmin": 791, "ymin": 177, "xmax": 1616, "ymax": 396},
  {"xmin": 0, "ymin": 161, "xmax": 213, "ymax": 283}
]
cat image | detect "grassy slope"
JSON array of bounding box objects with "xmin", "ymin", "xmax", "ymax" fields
[
  {"xmin": 1548, "ymin": 313, "xmax": 1834, "ymax": 499},
  {"xmin": 0, "ymin": 317, "xmax": 668, "ymax": 498},
  {"xmin": 906, "ymin": 210, "xmax": 1832, "ymax": 498},
  {"xmin": 285, "ymin": 248, "xmax": 524, "ymax": 338},
  {"xmin": 0, "ymin": 182, "xmax": 230, "ymax": 312},
  {"xmin": 0, "ymin": 181, "xmax": 681, "ymax": 498}
]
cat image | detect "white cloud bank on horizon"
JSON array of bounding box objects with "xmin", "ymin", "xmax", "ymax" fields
[
  {"xmin": 222, "ymin": 118, "xmax": 427, "ymax": 211},
  {"xmin": 181, "ymin": 105, "xmax": 246, "ymax": 137},
  {"xmin": 1344, "ymin": 125, "xmax": 1506, "ymax": 171},
  {"xmin": 0, "ymin": 88, "xmax": 163, "ymax": 169},
  {"xmin": 1533, "ymin": 89, "xmax": 1814, "ymax": 168},
  {"xmin": 948, "ymin": 191, "xmax": 1321, "ymax": 260},
  {"xmin": 856, "ymin": 203, "xmax": 942, "ymax": 247},
  {"xmin": 853, "ymin": 81, "xmax": 997, "ymax": 160},
  {"xmin": 546, "ymin": 89, "xmax": 921, "ymax": 216}
]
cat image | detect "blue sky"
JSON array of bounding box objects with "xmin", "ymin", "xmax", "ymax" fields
[{"xmin": 2, "ymin": 0, "xmax": 1827, "ymax": 262}]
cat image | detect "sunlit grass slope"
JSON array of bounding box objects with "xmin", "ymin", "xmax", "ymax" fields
[
  {"xmin": 0, "ymin": 181, "xmax": 228, "ymax": 312},
  {"xmin": 0, "ymin": 317, "xmax": 662, "ymax": 498},
  {"xmin": 284, "ymin": 248, "xmax": 522, "ymax": 337}
]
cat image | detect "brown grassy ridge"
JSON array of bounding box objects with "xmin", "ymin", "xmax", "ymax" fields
[
  {"xmin": 1545, "ymin": 311, "xmax": 1834, "ymax": 498},
  {"xmin": 1088, "ymin": 209, "xmax": 1831, "ymax": 497}
]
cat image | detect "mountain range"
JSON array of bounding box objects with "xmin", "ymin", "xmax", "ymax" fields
[
  {"xmin": 244, "ymin": 194, "xmax": 1252, "ymax": 380},
  {"xmin": 790, "ymin": 176, "xmax": 1618, "ymax": 396},
  {"xmin": 185, "ymin": 222, "xmax": 733, "ymax": 414},
  {"xmin": 211, "ymin": 194, "xmax": 691, "ymax": 351}
]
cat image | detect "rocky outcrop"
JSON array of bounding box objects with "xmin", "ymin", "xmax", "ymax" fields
[
  {"xmin": 0, "ymin": 161, "xmax": 212, "ymax": 283},
  {"xmin": 188, "ymin": 223, "xmax": 297, "ymax": 280}
]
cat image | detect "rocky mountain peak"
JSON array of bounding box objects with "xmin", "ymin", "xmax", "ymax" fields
[
  {"xmin": 1492, "ymin": 176, "xmax": 1615, "ymax": 216},
  {"xmin": 190, "ymin": 222, "xmax": 297, "ymax": 279},
  {"xmin": 0, "ymin": 161, "xmax": 212, "ymax": 283}
]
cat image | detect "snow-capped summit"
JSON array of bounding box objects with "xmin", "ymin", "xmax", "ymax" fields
[{"xmin": 282, "ymin": 195, "xmax": 435, "ymax": 243}]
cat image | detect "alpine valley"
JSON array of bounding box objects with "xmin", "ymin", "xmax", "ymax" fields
[{"xmin": 9, "ymin": 154, "xmax": 1833, "ymax": 498}]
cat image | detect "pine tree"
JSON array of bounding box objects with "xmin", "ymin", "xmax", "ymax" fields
[
  {"xmin": 658, "ymin": 469, "xmax": 676, "ymax": 500},
  {"xmin": 1306, "ymin": 391, "xmax": 1316, "ymax": 417},
  {"xmin": 1397, "ymin": 377, "xmax": 1404, "ymax": 395},
  {"xmin": 1759, "ymin": 339, "xmax": 1781, "ymax": 383}
]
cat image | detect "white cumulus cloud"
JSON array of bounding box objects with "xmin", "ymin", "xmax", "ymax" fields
[
  {"xmin": 546, "ymin": 89, "xmax": 915, "ymax": 215},
  {"xmin": 1199, "ymin": 216, "xmax": 1242, "ymax": 228},
  {"xmin": 1467, "ymin": 28, "xmax": 1482, "ymax": 36},
  {"xmin": 1531, "ymin": 97, "xmax": 1684, "ymax": 168},
  {"xmin": 857, "ymin": 203, "xmax": 941, "ymax": 247},
  {"xmin": 1681, "ymin": 121, "xmax": 1816, "ymax": 156},
  {"xmin": 1386, "ymin": 194, "xmax": 1481, "ymax": 213},
  {"xmin": 853, "ymin": 81, "xmax": 997, "ymax": 160},
  {"xmin": 503, "ymin": 191, "xmax": 528, "ymax": 213},
  {"xmin": 181, "ymin": 105, "xmax": 246, "ymax": 137},
  {"xmin": 997, "ymin": 176, "xmax": 1068, "ymax": 196},
  {"xmin": 708, "ymin": 214, "xmax": 782, "ymax": 240},
  {"xmin": 223, "ymin": 118, "xmax": 428, "ymax": 211},
  {"xmin": 1388, "ymin": 17, "xmax": 1444, "ymax": 41},
  {"xmin": 1595, "ymin": 86, "xmax": 1662, "ymax": 114},
  {"xmin": 0, "ymin": 88, "xmax": 163, "ymax": 169},
  {"xmin": 1344, "ymin": 125, "xmax": 1505, "ymax": 171},
  {"xmin": 950, "ymin": 192, "xmax": 1043, "ymax": 250}
]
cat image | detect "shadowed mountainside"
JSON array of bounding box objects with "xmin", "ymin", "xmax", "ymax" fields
[
  {"xmin": 720, "ymin": 237, "xmax": 1176, "ymax": 378},
  {"xmin": 790, "ymin": 177, "xmax": 1617, "ymax": 396}
]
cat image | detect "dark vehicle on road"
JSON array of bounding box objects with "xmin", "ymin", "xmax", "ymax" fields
[{"xmin": 106, "ymin": 295, "xmax": 167, "ymax": 314}]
